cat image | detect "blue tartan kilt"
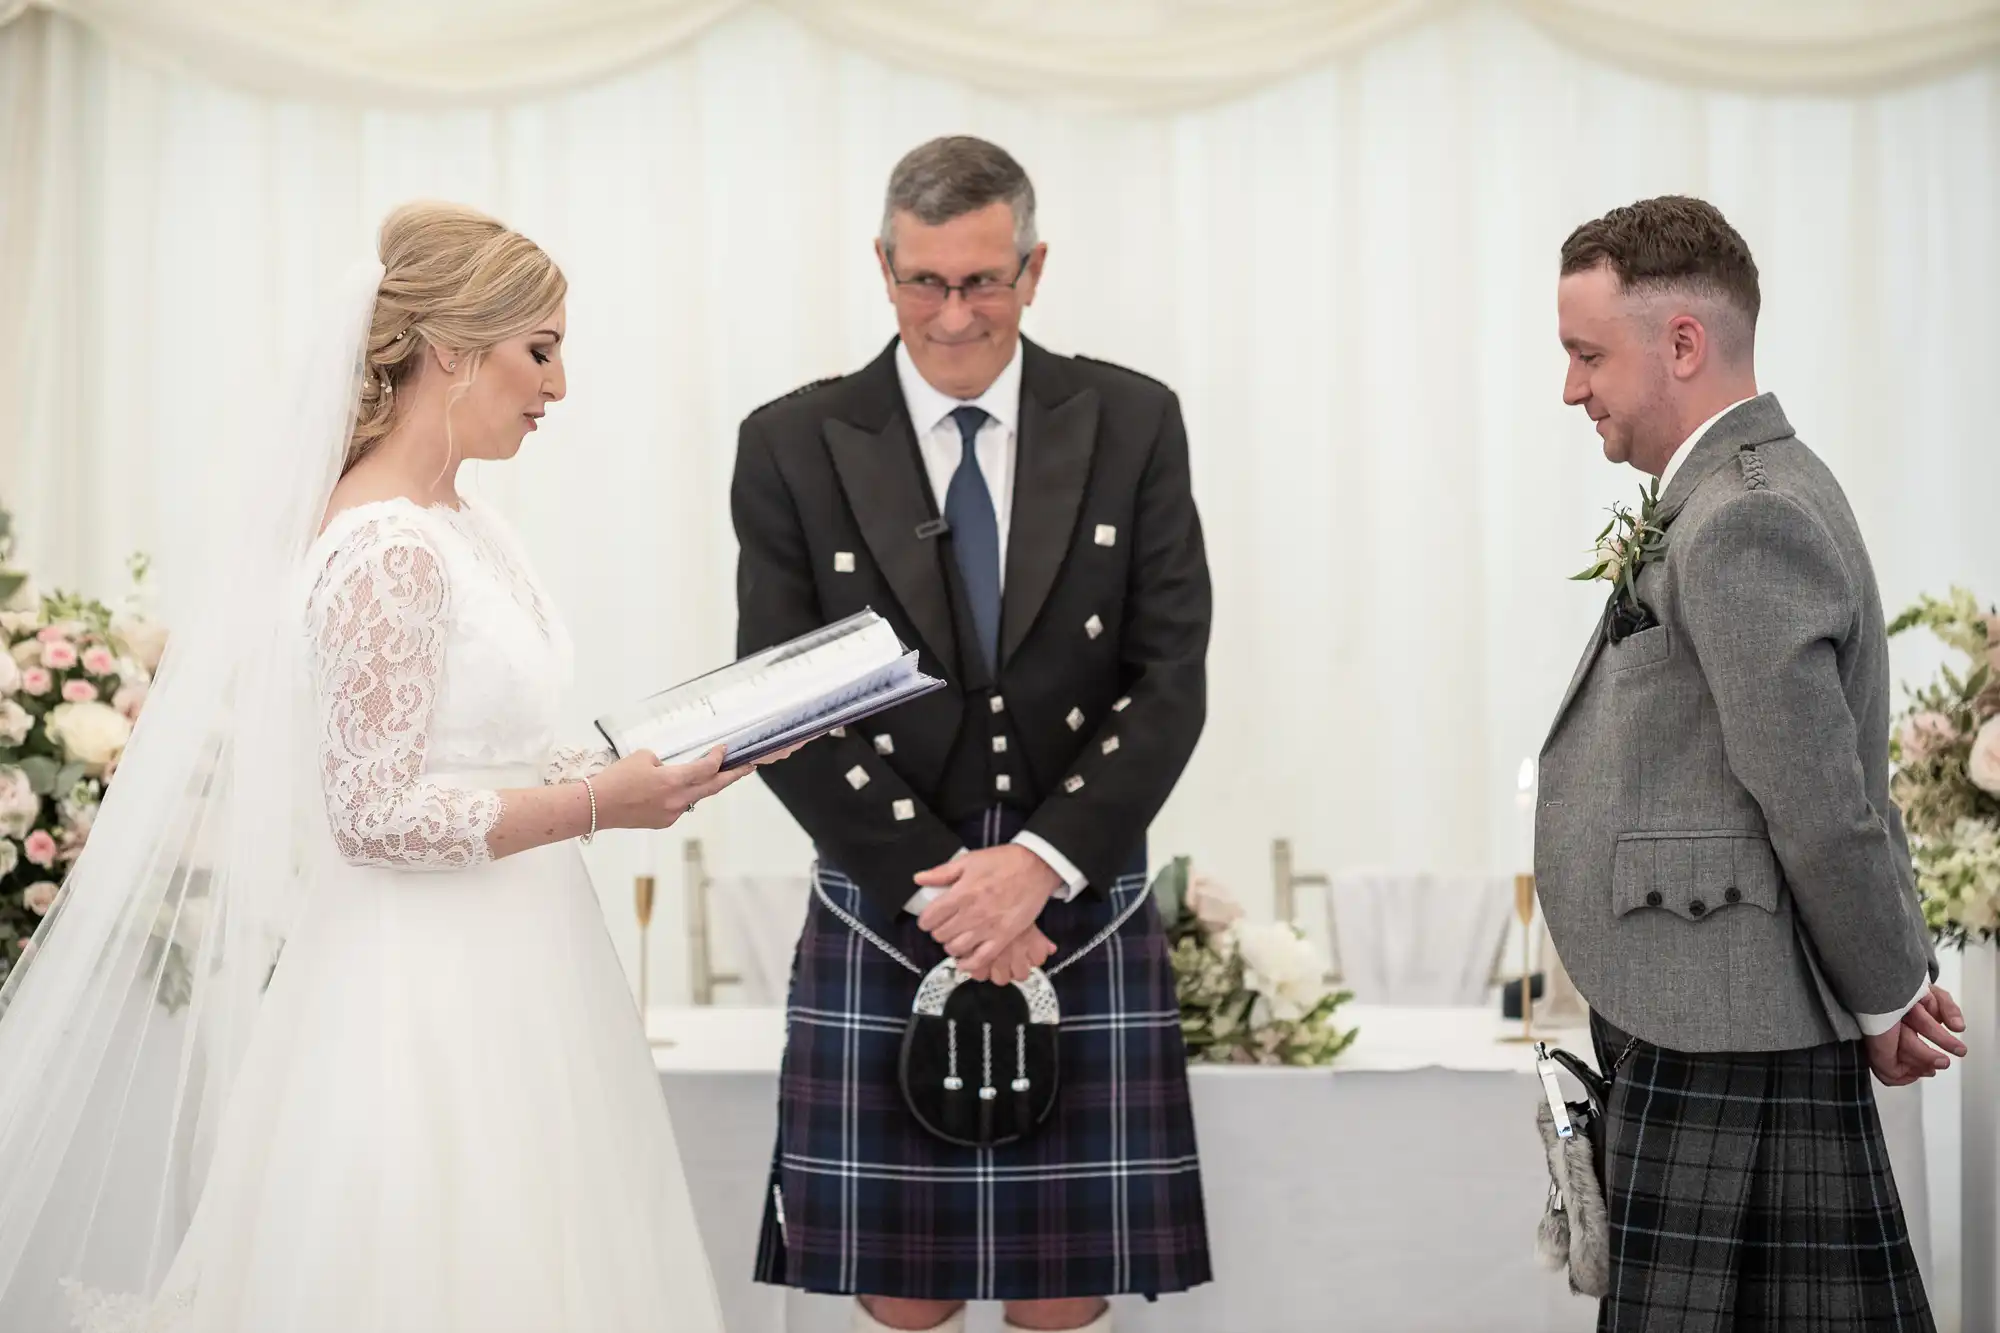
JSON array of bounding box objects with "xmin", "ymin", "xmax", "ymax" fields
[{"xmin": 753, "ymin": 809, "xmax": 1212, "ymax": 1302}]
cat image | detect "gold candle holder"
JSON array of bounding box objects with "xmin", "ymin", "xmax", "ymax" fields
[
  {"xmin": 1500, "ymin": 871, "xmax": 1539, "ymax": 1043},
  {"xmin": 635, "ymin": 873, "xmax": 672, "ymax": 1048}
]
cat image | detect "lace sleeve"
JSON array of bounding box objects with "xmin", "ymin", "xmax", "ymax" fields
[
  {"xmin": 307, "ymin": 517, "xmax": 503, "ymax": 869},
  {"xmin": 542, "ymin": 745, "xmax": 614, "ymax": 785}
]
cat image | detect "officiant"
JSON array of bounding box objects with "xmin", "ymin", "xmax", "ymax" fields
[{"xmin": 732, "ymin": 136, "xmax": 1213, "ymax": 1333}]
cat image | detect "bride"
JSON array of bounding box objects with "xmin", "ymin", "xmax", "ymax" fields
[{"xmin": 0, "ymin": 203, "xmax": 774, "ymax": 1331}]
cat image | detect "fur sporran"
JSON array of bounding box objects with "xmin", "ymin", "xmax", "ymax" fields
[{"xmin": 1531, "ymin": 1039, "xmax": 1635, "ymax": 1299}]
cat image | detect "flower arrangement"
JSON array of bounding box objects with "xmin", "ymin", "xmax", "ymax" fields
[
  {"xmin": 1887, "ymin": 587, "xmax": 2000, "ymax": 945},
  {"xmin": 0, "ymin": 505, "xmax": 167, "ymax": 989},
  {"xmin": 1150, "ymin": 857, "xmax": 1357, "ymax": 1065}
]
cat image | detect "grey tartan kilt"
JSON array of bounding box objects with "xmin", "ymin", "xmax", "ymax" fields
[
  {"xmin": 1591, "ymin": 1014, "xmax": 1933, "ymax": 1333},
  {"xmin": 753, "ymin": 812, "xmax": 1212, "ymax": 1302}
]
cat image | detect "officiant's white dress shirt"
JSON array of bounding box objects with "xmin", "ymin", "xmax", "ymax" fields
[
  {"xmin": 1656, "ymin": 395, "xmax": 1924, "ymax": 1036},
  {"xmin": 895, "ymin": 338, "xmax": 1089, "ymax": 915}
]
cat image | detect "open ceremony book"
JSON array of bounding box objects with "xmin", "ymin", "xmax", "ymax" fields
[{"xmin": 593, "ymin": 609, "xmax": 944, "ymax": 767}]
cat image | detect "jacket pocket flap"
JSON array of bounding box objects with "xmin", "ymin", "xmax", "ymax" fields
[
  {"xmin": 1605, "ymin": 624, "xmax": 1669, "ymax": 672},
  {"xmin": 1612, "ymin": 833, "xmax": 1781, "ymax": 922}
]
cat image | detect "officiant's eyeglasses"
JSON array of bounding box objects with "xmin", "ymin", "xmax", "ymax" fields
[{"xmin": 890, "ymin": 255, "xmax": 1031, "ymax": 313}]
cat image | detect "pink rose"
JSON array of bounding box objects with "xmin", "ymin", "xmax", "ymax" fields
[
  {"xmin": 20, "ymin": 668, "xmax": 51, "ymax": 696},
  {"xmin": 22, "ymin": 881, "xmax": 56, "ymax": 915},
  {"xmin": 80, "ymin": 646, "xmax": 114, "ymax": 676},
  {"xmin": 61, "ymin": 679, "xmax": 98, "ymax": 704},
  {"xmin": 1186, "ymin": 875, "xmax": 1245, "ymax": 936},
  {"xmin": 34, "ymin": 627, "xmax": 69, "ymax": 646},
  {"xmin": 112, "ymin": 680, "xmax": 148, "ymax": 721},
  {"xmin": 23, "ymin": 831, "xmax": 57, "ymax": 868},
  {"xmin": 1900, "ymin": 712, "xmax": 1960, "ymax": 763},
  {"xmin": 1971, "ymin": 718, "xmax": 2000, "ymax": 797},
  {"xmin": 41, "ymin": 641, "xmax": 77, "ymax": 670}
]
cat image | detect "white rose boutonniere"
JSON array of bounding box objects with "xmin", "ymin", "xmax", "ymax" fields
[{"xmin": 1572, "ymin": 477, "xmax": 1666, "ymax": 642}]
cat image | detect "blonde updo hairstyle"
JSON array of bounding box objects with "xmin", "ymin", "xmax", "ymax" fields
[{"xmin": 347, "ymin": 203, "xmax": 567, "ymax": 472}]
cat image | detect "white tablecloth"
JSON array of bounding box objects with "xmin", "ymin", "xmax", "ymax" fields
[{"xmin": 650, "ymin": 1006, "xmax": 1930, "ymax": 1333}]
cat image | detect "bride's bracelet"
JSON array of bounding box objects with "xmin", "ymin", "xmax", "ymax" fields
[{"xmin": 579, "ymin": 776, "xmax": 599, "ymax": 845}]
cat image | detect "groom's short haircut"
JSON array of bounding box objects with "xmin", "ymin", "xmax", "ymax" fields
[
  {"xmin": 1561, "ymin": 196, "xmax": 1760, "ymax": 362},
  {"xmin": 880, "ymin": 136, "xmax": 1038, "ymax": 258}
]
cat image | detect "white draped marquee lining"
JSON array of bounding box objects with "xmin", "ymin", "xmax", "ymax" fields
[{"xmin": 4, "ymin": 0, "xmax": 1998, "ymax": 107}]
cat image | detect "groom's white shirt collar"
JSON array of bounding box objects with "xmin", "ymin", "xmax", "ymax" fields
[{"xmin": 1657, "ymin": 396, "xmax": 1755, "ymax": 492}]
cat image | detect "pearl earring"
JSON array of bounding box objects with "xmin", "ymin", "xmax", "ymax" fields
[{"xmin": 447, "ymin": 360, "xmax": 457, "ymax": 370}]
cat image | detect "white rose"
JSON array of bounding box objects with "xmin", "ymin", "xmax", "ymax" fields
[
  {"xmin": 43, "ymin": 701, "xmax": 132, "ymax": 770},
  {"xmin": 1962, "ymin": 892, "xmax": 2000, "ymax": 936},
  {"xmin": 11, "ymin": 640, "xmax": 40, "ymax": 668},
  {"xmin": 22, "ymin": 881, "xmax": 57, "ymax": 916},
  {"xmin": 0, "ymin": 767, "xmax": 38, "ymax": 839},
  {"xmin": 0, "ymin": 838, "xmax": 16, "ymax": 877},
  {"xmin": 1971, "ymin": 718, "xmax": 2000, "ymax": 798},
  {"xmin": 0, "ymin": 700, "xmax": 30, "ymax": 747},
  {"xmin": 0, "ymin": 652, "xmax": 19, "ymax": 696},
  {"xmin": 111, "ymin": 616, "xmax": 169, "ymax": 673},
  {"xmin": 1232, "ymin": 920, "xmax": 1331, "ymax": 1022}
]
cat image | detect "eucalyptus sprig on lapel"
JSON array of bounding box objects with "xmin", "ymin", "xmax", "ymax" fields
[{"xmin": 1572, "ymin": 477, "xmax": 1666, "ymax": 638}]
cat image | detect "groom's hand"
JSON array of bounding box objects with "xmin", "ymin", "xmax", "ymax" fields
[
  {"xmin": 915, "ymin": 845, "xmax": 1059, "ymax": 976},
  {"xmin": 962, "ymin": 926, "xmax": 1056, "ymax": 986},
  {"xmin": 1865, "ymin": 985, "xmax": 1968, "ymax": 1086}
]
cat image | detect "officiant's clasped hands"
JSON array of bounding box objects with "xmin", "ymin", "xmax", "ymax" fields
[{"xmin": 914, "ymin": 845, "xmax": 1060, "ymax": 983}]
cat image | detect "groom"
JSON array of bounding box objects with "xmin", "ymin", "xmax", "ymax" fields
[
  {"xmin": 732, "ymin": 136, "xmax": 1211, "ymax": 1332},
  {"xmin": 1539, "ymin": 194, "xmax": 1966, "ymax": 1330}
]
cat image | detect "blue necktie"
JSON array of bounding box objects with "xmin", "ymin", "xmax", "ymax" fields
[{"xmin": 943, "ymin": 405, "xmax": 1001, "ymax": 673}]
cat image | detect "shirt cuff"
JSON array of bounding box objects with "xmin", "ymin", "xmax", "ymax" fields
[
  {"xmin": 1855, "ymin": 980, "xmax": 1931, "ymax": 1037},
  {"xmin": 1012, "ymin": 831, "xmax": 1088, "ymax": 901},
  {"xmin": 903, "ymin": 846, "xmax": 971, "ymax": 915}
]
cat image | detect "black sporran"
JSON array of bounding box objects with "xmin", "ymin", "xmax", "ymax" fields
[{"xmin": 898, "ymin": 961, "xmax": 1060, "ymax": 1148}]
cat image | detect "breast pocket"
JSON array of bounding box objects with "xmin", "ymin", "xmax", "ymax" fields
[
  {"xmin": 1612, "ymin": 832, "xmax": 1781, "ymax": 922},
  {"xmin": 1605, "ymin": 624, "xmax": 1670, "ymax": 673}
]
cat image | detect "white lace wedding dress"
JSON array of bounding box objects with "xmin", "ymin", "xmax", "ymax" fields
[{"xmin": 71, "ymin": 497, "xmax": 723, "ymax": 1333}]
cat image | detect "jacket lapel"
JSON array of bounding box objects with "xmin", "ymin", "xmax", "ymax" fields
[
  {"xmin": 823, "ymin": 346, "xmax": 959, "ymax": 670},
  {"xmin": 1001, "ymin": 342, "xmax": 1098, "ymax": 667}
]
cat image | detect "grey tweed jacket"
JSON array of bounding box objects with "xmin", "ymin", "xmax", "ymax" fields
[{"xmin": 1536, "ymin": 394, "xmax": 1931, "ymax": 1052}]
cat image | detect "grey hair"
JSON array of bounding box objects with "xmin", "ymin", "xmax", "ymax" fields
[{"xmin": 878, "ymin": 136, "xmax": 1038, "ymax": 257}]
